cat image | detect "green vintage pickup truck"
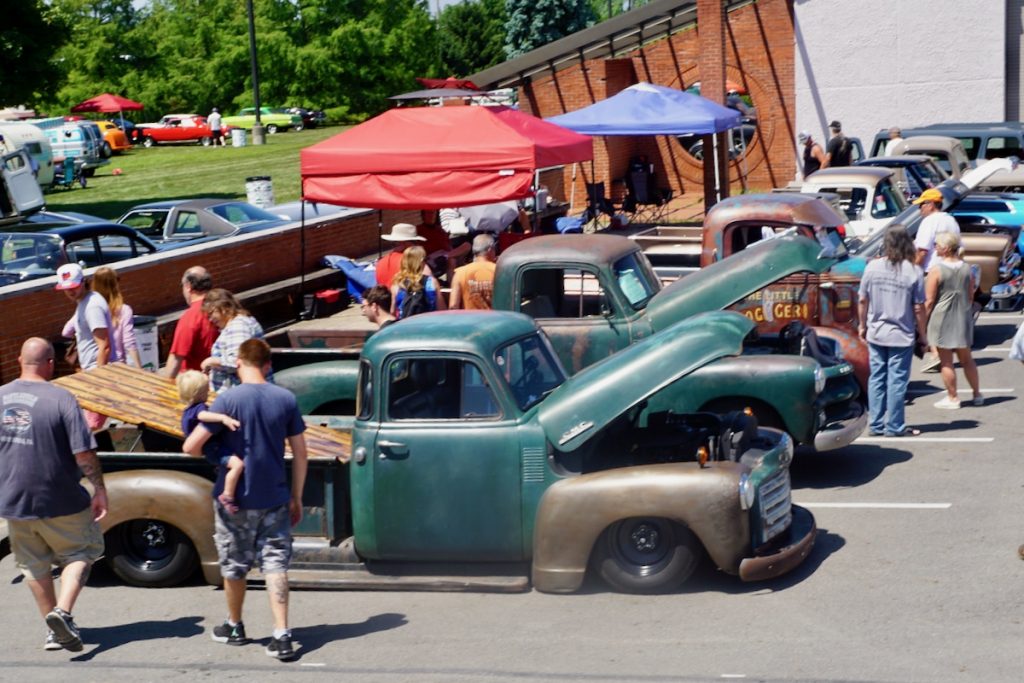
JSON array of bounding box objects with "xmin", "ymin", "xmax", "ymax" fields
[
  {"xmin": 5, "ymin": 311, "xmax": 816, "ymax": 594},
  {"xmin": 285, "ymin": 234, "xmax": 865, "ymax": 452}
]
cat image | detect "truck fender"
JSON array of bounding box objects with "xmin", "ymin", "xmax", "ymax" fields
[
  {"xmin": 100, "ymin": 469, "xmax": 220, "ymax": 585},
  {"xmin": 812, "ymin": 326, "xmax": 869, "ymax": 392},
  {"xmin": 274, "ymin": 360, "xmax": 359, "ymax": 414},
  {"xmin": 531, "ymin": 463, "xmax": 749, "ymax": 593}
]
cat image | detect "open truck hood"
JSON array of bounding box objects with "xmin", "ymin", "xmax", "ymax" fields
[
  {"xmin": 536, "ymin": 311, "xmax": 753, "ymax": 452},
  {"xmin": 645, "ymin": 234, "xmax": 837, "ymax": 331}
]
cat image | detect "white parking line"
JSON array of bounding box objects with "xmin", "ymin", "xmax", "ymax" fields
[
  {"xmin": 855, "ymin": 436, "xmax": 994, "ymax": 443},
  {"xmin": 720, "ymin": 676, "xmax": 747, "ymax": 679},
  {"xmin": 300, "ymin": 663, "xmax": 326, "ymax": 667},
  {"xmin": 798, "ymin": 502, "xmax": 951, "ymax": 509},
  {"xmin": 974, "ymin": 347, "xmax": 1011, "ymax": 352},
  {"xmin": 906, "ymin": 387, "xmax": 1014, "ymax": 395},
  {"xmin": 977, "ymin": 313, "xmax": 1024, "ymax": 321}
]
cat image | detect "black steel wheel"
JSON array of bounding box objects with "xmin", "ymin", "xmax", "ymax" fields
[
  {"xmin": 592, "ymin": 517, "xmax": 700, "ymax": 593},
  {"xmin": 106, "ymin": 519, "xmax": 197, "ymax": 587}
]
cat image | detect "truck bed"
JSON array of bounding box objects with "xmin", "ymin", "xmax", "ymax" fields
[{"xmin": 54, "ymin": 364, "xmax": 350, "ymax": 461}]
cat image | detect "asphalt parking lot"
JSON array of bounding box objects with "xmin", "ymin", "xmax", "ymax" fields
[{"xmin": 0, "ymin": 313, "xmax": 1021, "ymax": 682}]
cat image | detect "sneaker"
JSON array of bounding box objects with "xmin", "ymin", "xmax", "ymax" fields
[
  {"xmin": 211, "ymin": 620, "xmax": 248, "ymax": 645},
  {"xmin": 971, "ymin": 394, "xmax": 985, "ymax": 406},
  {"xmin": 44, "ymin": 630, "xmax": 62, "ymax": 651},
  {"xmin": 44, "ymin": 608, "xmax": 82, "ymax": 652},
  {"xmin": 265, "ymin": 634, "xmax": 297, "ymax": 660},
  {"xmin": 920, "ymin": 355, "xmax": 941, "ymax": 373},
  {"xmin": 934, "ymin": 396, "xmax": 961, "ymax": 410},
  {"xmin": 1019, "ymin": 544, "xmax": 1024, "ymax": 560}
]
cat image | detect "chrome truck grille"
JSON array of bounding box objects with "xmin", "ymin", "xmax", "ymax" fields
[{"xmin": 757, "ymin": 470, "xmax": 792, "ymax": 544}]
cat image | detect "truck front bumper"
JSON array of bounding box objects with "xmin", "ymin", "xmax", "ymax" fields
[
  {"xmin": 738, "ymin": 505, "xmax": 816, "ymax": 581},
  {"xmin": 812, "ymin": 400, "xmax": 867, "ymax": 451}
]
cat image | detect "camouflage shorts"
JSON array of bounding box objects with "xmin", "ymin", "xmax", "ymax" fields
[{"xmin": 213, "ymin": 501, "xmax": 292, "ymax": 580}]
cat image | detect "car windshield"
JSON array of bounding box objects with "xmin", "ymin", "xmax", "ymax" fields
[
  {"xmin": 0, "ymin": 233, "xmax": 65, "ymax": 284},
  {"xmin": 613, "ymin": 251, "xmax": 661, "ymax": 309},
  {"xmin": 495, "ymin": 332, "xmax": 567, "ymax": 411},
  {"xmin": 209, "ymin": 202, "xmax": 282, "ymax": 227}
]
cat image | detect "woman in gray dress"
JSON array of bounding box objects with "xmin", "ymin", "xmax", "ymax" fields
[{"xmin": 925, "ymin": 232, "xmax": 982, "ymax": 409}]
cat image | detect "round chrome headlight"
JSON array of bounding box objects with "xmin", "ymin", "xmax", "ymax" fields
[
  {"xmin": 738, "ymin": 473, "xmax": 756, "ymax": 510},
  {"xmin": 813, "ymin": 363, "xmax": 826, "ymax": 395},
  {"xmin": 778, "ymin": 433, "xmax": 795, "ymax": 468}
]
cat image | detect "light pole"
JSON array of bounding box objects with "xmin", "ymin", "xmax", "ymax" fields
[{"xmin": 246, "ymin": 0, "xmax": 265, "ymax": 145}]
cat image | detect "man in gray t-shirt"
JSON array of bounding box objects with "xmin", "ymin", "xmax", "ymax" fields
[
  {"xmin": 0, "ymin": 338, "xmax": 107, "ymax": 652},
  {"xmin": 858, "ymin": 226, "xmax": 929, "ymax": 437},
  {"xmin": 56, "ymin": 263, "xmax": 111, "ymax": 371}
]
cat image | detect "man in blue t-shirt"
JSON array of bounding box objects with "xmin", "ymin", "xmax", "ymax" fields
[
  {"xmin": 184, "ymin": 338, "xmax": 308, "ymax": 661},
  {"xmin": 0, "ymin": 338, "xmax": 107, "ymax": 652}
]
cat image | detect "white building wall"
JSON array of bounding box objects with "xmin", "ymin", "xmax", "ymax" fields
[{"xmin": 794, "ymin": 0, "xmax": 1005, "ymax": 165}]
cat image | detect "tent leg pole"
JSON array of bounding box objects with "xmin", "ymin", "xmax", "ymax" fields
[{"xmin": 300, "ymin": 191, "xmax": 307, "ymax": 319}]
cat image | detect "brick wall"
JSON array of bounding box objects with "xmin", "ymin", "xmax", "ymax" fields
[
  {"xmin": 0, "ymin": 209, "xmax": 417, "ymax": 384},
  {"xmin": 520, "ymin": 0, "xmax": 796, "ymax": 210}
]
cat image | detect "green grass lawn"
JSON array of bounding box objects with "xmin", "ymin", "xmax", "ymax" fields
[{"xmin": 43, "ymin": 126, "xmax": 343, "ymax": 220}]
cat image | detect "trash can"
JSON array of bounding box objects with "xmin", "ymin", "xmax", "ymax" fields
[
  {"xmin": 132, "ymin": 315, "xmax": 159, "ymax": 372},
  {"xmin": 231, "ymin": 128, "xmax": 247, "ymax": 148},
  {"xmin": 245, "ymin": 176, "xmax": 274, "ymax": 208}
]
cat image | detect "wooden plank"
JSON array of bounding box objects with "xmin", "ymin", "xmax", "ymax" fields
[{"xmin": 54, "ymin": 365, "xmax": 349, "ymax": 461}]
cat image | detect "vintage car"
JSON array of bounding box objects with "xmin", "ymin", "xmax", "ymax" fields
[
  {"xmin": 117, "ymin": 198, "xmax": 288, "ymax": 244},
  {"xmin": 1, "ymin": 222, "xmax": 160, "ymax": 286},
  {"xmin": 872, "ymin": 123, "xmax": 1024, "ymax": 168},
  {"xmin": 13, "ymin": 312, "xmax": 815, "ymax": 593},
  {"xmin": 95, "ymin": 120, "xmax": 132, "ymax": 154},
  {"xmin": 856, "ymin": 155, "xmax": 948, "ymax": 199},
  {"xmin": 286, "ymin": 106, "xmax": 326, "ymax": 129},
  {"xmin": 879, "ymin": 135, "xmax": 972, "ymax": 179},
  {"xmin": 799, "ymin": 166, "xmax": 909, "ymax": 238},
  {"xmin": 222, "ymin": 107, "xmax": 303, "ymax": 134},
  {"xmin": 135, "ymin": 114, "xmax": 227, "ymax": 147}
]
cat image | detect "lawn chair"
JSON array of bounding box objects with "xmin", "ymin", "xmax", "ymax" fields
[
  {"xmin": 622, "ymin": 156, "xmax": 672, "ymax": 224},
  {"xmin": 581, "ymin": 182, "xmax": 616, "ymax": 231}
]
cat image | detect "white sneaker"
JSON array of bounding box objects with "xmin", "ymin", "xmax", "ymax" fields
[
  {"xmin": 920, "ymin": 355, "xmax": 941, "ymax": 373},
  {"xmin": 934, "ymin": 396, "xmax": 961, "ymax": 410}
]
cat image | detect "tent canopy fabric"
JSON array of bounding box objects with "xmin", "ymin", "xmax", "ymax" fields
[
  {"xmin": 70, "ymin": 93, "xmax": 144, "ymax": 113},
  {"xmin": 416, "ymin": 77, "xmax": 479, "ymax": 90},
  {"xmin": 301, "ymin": 106, "xmax": 593, "ymax": 210},
  {"xmin": 545, "ymin": 82, "xmax": 741, "ymax": 136},
  {"xmin": 389, "ymin": 88, "xmax": 481, "ymax": 101}
]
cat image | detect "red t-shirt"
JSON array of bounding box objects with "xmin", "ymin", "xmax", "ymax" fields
[
  {"xmin": 375, "ymin": 249, "xmax": 405, "ymax": 286},
  {"xmin": 169, "ymin": 298, "xmax": 219, "ymax": 371}
]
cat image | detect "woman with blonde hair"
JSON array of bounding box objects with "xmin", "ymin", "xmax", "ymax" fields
[
  {"xmin": 390, "ymin": 245, "xmax": 444, "ymax": 319},
  {"xmin": 90, "ymin": 266, "xmax": 142, "ymax": 367},
  {"xmin": 925, "ymin": 231, "xmax": 982, "ymax": 409},
  {"xmin": 200, "ymin": 288, "xmax": 267, "ymax": 390}
]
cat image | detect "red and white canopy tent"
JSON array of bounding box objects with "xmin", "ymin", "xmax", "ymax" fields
[{"xmin": 300, "ymin": 105, "xmax": 593, "ymax": 210}]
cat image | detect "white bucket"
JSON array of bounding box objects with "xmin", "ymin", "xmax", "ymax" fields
[
  {"xmin": 132, "ymin": 315, "xmax": 159, "ymax": 372},
  {"xmin": 245, "ymin": 176, "xmax": 274, "ymax": 208},
  {"xmin": 231, "ymin": 128, "xmax": 247, "ymax": 148}
]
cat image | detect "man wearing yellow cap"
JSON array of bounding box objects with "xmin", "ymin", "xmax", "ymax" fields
[{"xmin": 912, "ymin": 187, "xmax": 960, "ymax": 372}]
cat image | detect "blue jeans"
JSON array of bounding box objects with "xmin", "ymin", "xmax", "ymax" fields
[{"xmin": 867, "ymin": 343, "xmax": 914, "ymax": 435}]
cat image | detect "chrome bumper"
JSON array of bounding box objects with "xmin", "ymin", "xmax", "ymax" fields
[{"xmin": 813, "ymin": 400, "xmax": 867, "ymax": 451}]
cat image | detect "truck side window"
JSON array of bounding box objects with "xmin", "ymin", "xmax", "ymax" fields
[
  {"xmin": 387, "ymin": 357, "xmax": 498, "ymax": 420},
  {"xmin": 518, "ymin": 267, "xmax": 608, "ymax": 319},
  {"xmin": 356, "ymin": 359, "xmax": 373, "ymax": 420}
]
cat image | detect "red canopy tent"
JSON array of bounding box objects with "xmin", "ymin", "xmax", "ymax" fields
[
  {"xmin": 70, "ymin": 93, "xmax": 144, "ymax": 113},
  {"xmin": 300, "ymin": 106, "xmax": 593, "ymax": 210}
]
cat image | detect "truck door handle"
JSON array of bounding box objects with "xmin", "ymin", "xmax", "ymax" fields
[
  {"xmin": 378, "ymin": 440, "xmax": 407, "ymax": 449},
  {"xmin": 377, "ymin": 440, "xmax": 408, "ymax": 459}
]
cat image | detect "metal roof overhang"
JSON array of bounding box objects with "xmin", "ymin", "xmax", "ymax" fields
[{"xmin": 469, "ymin": 0, "xmax": 754, "ymax": 91}]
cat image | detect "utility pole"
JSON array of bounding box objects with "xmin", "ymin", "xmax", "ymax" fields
[{"xmin": 247, "ymin": 0, "xmax": 265, "ymax": 145}]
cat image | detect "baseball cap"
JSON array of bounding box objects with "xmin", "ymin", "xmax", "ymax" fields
[
  {"xmin": 797, "ymin": 130, "xmax": 810, "ymax": 143},
  {"xmin": 55, "ymin": 263, "xmax": 85, "ymax": 290},
  {"xmin": 829, "ymin": 120, "xmax": 841, "ymax": 130},
  {"xmin": 912, "ymin": 188, "xmax": 944, "ymax": 205}
]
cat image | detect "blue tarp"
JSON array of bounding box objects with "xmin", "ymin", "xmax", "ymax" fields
[{"xmin": 545, "ymin": 82, "xmax": 742, "ymax": 136}]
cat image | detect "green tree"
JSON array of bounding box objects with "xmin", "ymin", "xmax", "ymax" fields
[
  {"xmin": 437, "ymin": 0, "xmax": 507, "ymax": 78},
  {"xmin": 0, "ymin": 1, "xmax": 69, "ymax": 107},
  {"xmin": 504, "ymin": 0, "xmax": 595, "ymax": 60}
]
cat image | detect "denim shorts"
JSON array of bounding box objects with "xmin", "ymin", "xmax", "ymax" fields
[{"xmin": 213, "ymin": 501, "xmax": 292, "ymax": 580}]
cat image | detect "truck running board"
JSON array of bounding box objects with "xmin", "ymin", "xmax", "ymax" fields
[{"xmin": 277, "ymin": 565, "xmax": 531, "ymax": 593}]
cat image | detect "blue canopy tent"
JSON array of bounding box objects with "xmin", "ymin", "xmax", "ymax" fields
[{"xmin": 547, "ymin": 82, "xmax": 744, "ymax": 219}]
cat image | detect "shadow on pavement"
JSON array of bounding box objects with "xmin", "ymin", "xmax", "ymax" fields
[
  {"xmin": 910, "ymin": 418, "xmax": 980, "ymax": 433},
  {"xmin": 281, "ymin": 612, "xmax": 408, "ymax": 659},
  {"xmin": 975, "ymin": 323, "xmax": 1020, "ymax": 346},
  {"xmin": 72, "ymin": 615, "xmax": 204, "ymax": 661},
  {"xmin": 791, "ymin": 444, "xmax": 912, "ymax": 489}
]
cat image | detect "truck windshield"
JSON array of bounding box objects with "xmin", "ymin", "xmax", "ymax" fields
[
  {"xmin": 495, "ymin": 332, "xmax": 567, "ymax": 410},
  {"xmin": 613, "ymin": 252, "xmax": 661, "ymax": 309}
]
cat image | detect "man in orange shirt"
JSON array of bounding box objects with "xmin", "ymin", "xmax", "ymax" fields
[{"xmin": 449, "ymin": 234, "xmax": 496, "ymax": 310}]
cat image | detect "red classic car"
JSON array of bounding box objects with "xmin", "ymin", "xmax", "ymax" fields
[{"xmin": 135, "ymin": 114, "xmax": 230, "ymax": 147}]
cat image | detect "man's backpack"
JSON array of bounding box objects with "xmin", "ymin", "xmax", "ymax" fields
[{"xmin": 399, "ymin": 276, "xmax": 432, "ymax": 319}]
